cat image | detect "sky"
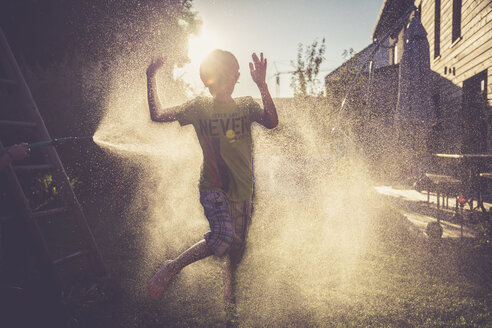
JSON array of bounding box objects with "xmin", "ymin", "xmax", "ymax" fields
[{"xmin": 177, "ymin": 0, "xmax": 384, "ymax": 98}]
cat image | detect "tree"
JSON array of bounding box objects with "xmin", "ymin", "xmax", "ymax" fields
[
  {"xmin": 341, "ymin": 48, "xmax": 355, "ymax": 60},
  {"xmin": 0, "ymin": 1, "xmax": 200, "ymax": 208},
  {"xmin": 0, "ymin": 0, "xmax": 200, "ymax": 67},
  {"xmin": 290, "ymin": 38, "xmax": 326, "ymax": 97}
]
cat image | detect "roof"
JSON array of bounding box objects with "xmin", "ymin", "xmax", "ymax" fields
[
  {"xmin": 372, "ymin": 0, "xmax": 415, "ymax": 40},
  {"xmin": 324, "ymin": 44, "xmax": 373, "ymax": 82}
]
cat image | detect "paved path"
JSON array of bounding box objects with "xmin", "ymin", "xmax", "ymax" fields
[{"xmin": 374, "ymin": 186, "xmax": 479, "ymax": 239}]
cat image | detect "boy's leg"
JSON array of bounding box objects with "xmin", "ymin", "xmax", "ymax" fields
[
  {"xmin": 148, "ymin": 190, "xmax": 235, "ymax": 300},
  {"xmin": 148, "ymin": 240, "xmax": 212, "ymax": 300},
  {"xmin": 223, "ymin": 199, "xmax": 252, "ymax": 302},
  {"xmin": 172, "ymin": 239, "xmax": 212, "ymax": 270}
]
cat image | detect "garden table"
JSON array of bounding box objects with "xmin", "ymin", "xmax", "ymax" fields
[{"xmin": 433, "ymin": 153, "xmax": 492, "ymax": 212}]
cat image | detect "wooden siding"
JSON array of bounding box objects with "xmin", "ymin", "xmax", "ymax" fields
[
  {"xmin": 419, "ymin": 0, "xmax": 492, "ymax": 151},
  {"xmin": 369, "ymin": 0, "xmax": 491, "ymax": 151},
  {"xmin": 421, "ymin": 0, "xmax": 491, "ymax": 99}
]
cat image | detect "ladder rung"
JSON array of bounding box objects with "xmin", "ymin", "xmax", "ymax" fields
[
  {"xmin": 0, "ymin": 120, "xmax": 37, "ymax": 128},
  {"xmin": 0, "ymin": 77, "xmax": 17, "ymax": 87},
  {"xmin": 13, "ymin": 164, "xmax": 54, "ymax": 172},
  {"xmin": 53, "ymin": 250, "xmax": 89, "ymax": 265},
  {"xmin": 1, "ymin": 27, "xmax": 107, "ymax": 277},
  {"xmin": 32, "ymin": 206, "xmax": 71, "ymax": 219}
]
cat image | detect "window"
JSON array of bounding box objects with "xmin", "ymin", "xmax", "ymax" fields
[
  {"xmin": 452, "ymin": 0, "xmax": 462, "ymax": 43},
  {"xmin": 434, "ymin": 0, "xmax": 441, "ymax": 58},
  {"xmin": 462, "ymin": 70, "xmax": 488, "ymax": 153}
]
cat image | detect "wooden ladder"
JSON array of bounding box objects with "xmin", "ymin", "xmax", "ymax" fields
[{"xmin": 0, "ymin": 26, "xmax": 106, "ymax": 292}]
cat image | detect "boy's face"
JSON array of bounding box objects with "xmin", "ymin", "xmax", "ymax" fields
[{"xmin": 207, "ymin": 70, "xmax": 240, "ymax": 98}]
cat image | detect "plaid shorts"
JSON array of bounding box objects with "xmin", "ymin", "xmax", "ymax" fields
[{"xmin": 199, "ymin": 190, "xmax": 252, "ymax": 257}]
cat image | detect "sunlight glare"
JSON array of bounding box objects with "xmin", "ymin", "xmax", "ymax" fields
[
  {"xmin": 175, "ymin": 25, "xmax": 222, "ymax": 94},
  {"xmin": 187, "ymin": 26, "xmax": 220, "ymax": 65}
]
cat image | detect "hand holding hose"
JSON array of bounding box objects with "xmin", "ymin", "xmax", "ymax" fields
[
  {"xmin": 7, "ymin": 143, "xmax": 30, "ymax": 160},
  {"xmin": 0, "ymin": 143, "xmax": 30, "ymax": 170}
]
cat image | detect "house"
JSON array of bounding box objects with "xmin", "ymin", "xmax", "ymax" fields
[
  {"xmin": 376, "ymin": 0, "xmax": 491, "ymax": 154},
  {"xmin": 327, "ymin": 0, "xmax": 491, "ymax": 155},
  {"xmin": 323, "ymin": 37, "xmax": 398, "ymax": 174},
  {"xmin": 324, "ymin": 42, "xmax": 391, "ymax": 110}
]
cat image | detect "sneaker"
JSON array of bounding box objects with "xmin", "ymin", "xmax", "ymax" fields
[{"xmin": 147, "ymin": 260, "xmax": 176, "ymax": 300}]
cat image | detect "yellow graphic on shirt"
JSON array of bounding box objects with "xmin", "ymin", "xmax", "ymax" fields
[{"xmin": 226, "ymin": 129, "xmax": 236, "ymax": 143}]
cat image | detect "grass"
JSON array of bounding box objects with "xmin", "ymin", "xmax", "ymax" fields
[{"xmin": 65, "ymin": 192, "xmax": 492, "ymax": 328}]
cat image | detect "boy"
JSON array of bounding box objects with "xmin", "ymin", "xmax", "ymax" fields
[{"xmin": 146, "ymin": 50, "xmax": 278, "ymax": 302}]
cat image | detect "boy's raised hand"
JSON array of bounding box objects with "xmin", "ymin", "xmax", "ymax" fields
[
  {"xmin": 249, "ymin": 52, "xmax": 267, "ymax": 87},
  {"xmin": 146, "ymin": 57, "xmax": 165, "ymax": 77}
]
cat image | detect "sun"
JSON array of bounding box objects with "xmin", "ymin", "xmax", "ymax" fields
[
  {"xmin": 174, "ymin": 25, "xmax": 223, "ymax": 94},
  {"xmin": 187, "ymin": 26, "xmax": 220, "ymax": 64}
]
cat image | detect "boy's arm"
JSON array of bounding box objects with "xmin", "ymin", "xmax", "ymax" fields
[
  {"xmin": 256, "ymin": 83, "xmax": 278, "ymax": 129},
  {"xmin": 249, "ymin": 53, "xmax": 278, "ymax": 129},
  {"xmin": 146, "ymin": 57, "xmax": 179, "ymax": 123}
]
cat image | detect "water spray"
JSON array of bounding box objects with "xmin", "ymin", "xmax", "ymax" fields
[
  {"xmin": 332, "ymin": 5, "xmax": 417, "ymax": 137},
  {"xmin": 26, "ymin": 136, "xmax": 94, "ymax": 149}
]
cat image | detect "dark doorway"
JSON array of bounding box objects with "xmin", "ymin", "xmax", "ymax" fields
[{"xmin": 462, "ymin": 70, "xmax": 488, "ymax": 154}]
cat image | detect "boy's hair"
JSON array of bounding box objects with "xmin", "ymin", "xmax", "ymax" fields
[{"xmin": 200, "ymin": 49, "xmax": 239, "ymax": 87}]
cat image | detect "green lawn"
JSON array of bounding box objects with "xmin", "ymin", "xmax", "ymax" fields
[{"xmin": 68, "ymin": 183, "xmax": 491, "ymax": 327}]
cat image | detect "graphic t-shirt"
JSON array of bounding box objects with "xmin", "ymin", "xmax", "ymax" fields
[{"xmin": 177, "ymin": 96, "xmax": 262, "ymax": 201}]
